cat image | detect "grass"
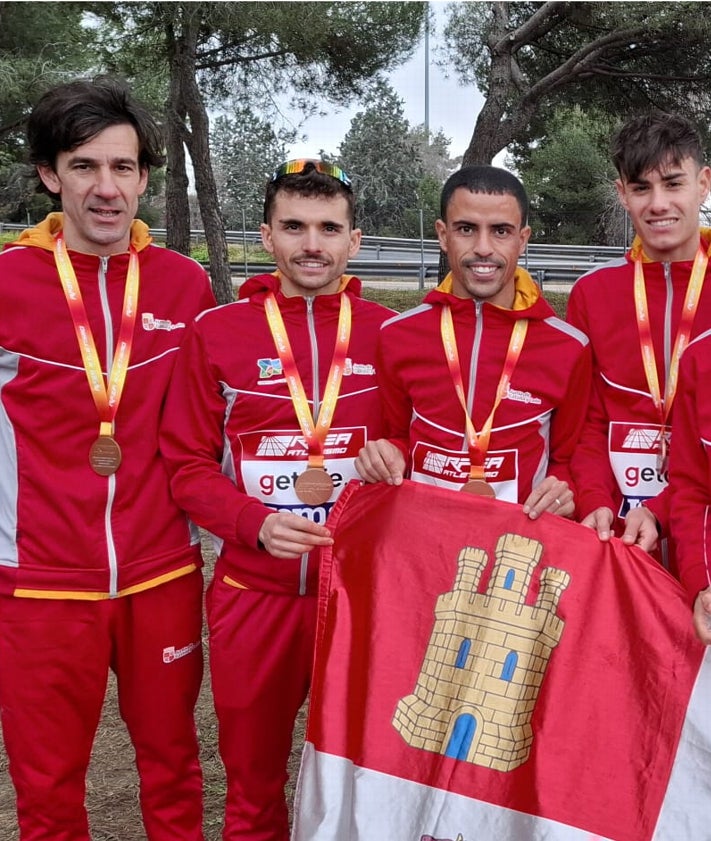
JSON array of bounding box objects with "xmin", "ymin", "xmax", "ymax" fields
[{"xmin": 362, "ymin": 285, "xmax": 569, "ymax": 318}]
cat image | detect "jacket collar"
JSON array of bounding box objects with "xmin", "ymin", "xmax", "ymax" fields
[{"xmin": 8, "ymin": 212, "xmax": 153, "ymax": 254}]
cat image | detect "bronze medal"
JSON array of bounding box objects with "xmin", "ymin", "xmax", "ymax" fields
[
  {"xmin": 461, "ymin": 479, "xmax": 496, "ymax": 498},
  {"xmin": 295, "ymin": 468, "xmax": 334, "ymax": 505},
  {"xmin": 89, "ymin": 435, "xmax": 122, "ymax": 476},
  {"xmin": 656, "ymin": 435, "xmax": 669, "ymax": 474}
]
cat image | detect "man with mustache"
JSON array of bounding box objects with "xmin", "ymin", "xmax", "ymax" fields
[
  {"xmin": 356, "ymin": 165, "xmax": 591, "ymax": 515},
  {"xmin": 160, "ymin": 159, "xmax": 393, "ymax": 840}
]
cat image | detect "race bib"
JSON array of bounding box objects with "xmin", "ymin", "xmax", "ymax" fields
[
  {"xmin": 609, "ymin": 422, "xmax": 667, "ymax": 517},
  {"xmin": 410, "ymin": 442, "xmax": 518, "ymax": 502},
  {"xmin": 238, "ymin": 426, "xmax": 366, "ymax": 524}
]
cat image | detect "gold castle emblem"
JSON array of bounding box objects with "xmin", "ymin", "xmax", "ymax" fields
[{"xmin": 393, "ymin": 533, "xmax": 570, "ymax": 771}]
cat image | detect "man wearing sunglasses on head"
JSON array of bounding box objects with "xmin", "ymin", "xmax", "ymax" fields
[{"xmin": 160, "ymin": 159, "xmax": 393, "ymax": 840}]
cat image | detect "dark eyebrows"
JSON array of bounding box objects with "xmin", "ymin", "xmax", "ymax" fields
[
  {"xmin": 276, "ymin": 217, "xmax": 345, "ymax": 230},
  {"xmin": 452, "ymin": 219, "xmax": 517, "ymax": 230},
  {"xmin": 629, "ymin": 169, "xmax": 688, "ymax": 187},
  {"xmin": 65, "ymin": 154, "xmax": 138, "ymax": 167}
]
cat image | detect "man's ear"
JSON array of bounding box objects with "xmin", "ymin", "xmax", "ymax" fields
[
  {"xmin": 260, "ymin": 222, "xmax": 274, "ymax": 255},
  {"xmin": 615, "ymin": 178, "xmax": 629, "ymax": 212},
  {"xmin": 37, "ymin": 165, "xmax": 61, "ymax": 196},
  {"xmin": 435, "ymin": 218, "xmax": 448, "ymax": 253}
]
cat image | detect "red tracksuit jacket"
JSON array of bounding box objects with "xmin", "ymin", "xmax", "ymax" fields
[
  {"xmin": 377, "ymin": 269, "xmax": 591, "ymax": 504},
  {"xmin": 0, "ymin": 213, "xmax": 215, "ymax": 598},
  {"xmin": 160, "ymin": 272, "xmax": 394, "ymax": 596},
  {"xmin": 669, "ymin": 329, "xmax": 711, "ymax": 601},
  {"xmin": 567, "ymin": 230, "xmax": 711, "ymax": 551}
]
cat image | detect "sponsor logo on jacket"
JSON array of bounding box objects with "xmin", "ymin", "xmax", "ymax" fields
[
  {"xmin": 503, "ymin": 385, "xmax": 542, "ymax": 405},
  {"xmin": 142, "ymin": 313, "xmax": 186, "ymax": 331},
  {"xmin": 257, "ymin": 357, "xmax": 375, "ymax": 380},
  {"xmin": 255, "ymin": 431, "xmax": 354, "ymax": 458},
  {"xmin": 162, "ymin": 640, "xmax": 201, "ymax": 663}
]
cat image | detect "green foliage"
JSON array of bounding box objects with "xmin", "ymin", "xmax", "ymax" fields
[
  {"xmin": 338, "ymin": 81, "xmax": 420, "ymax": 237},
  {"xmin": 338, "ymin": 82, "xmax": 459, "ymax": 237},
  {"xmin": 210, "ymin": 109, "xmax": 292, "ymax": 230},
  {"xmin": 0, "ymin": 2, "xmax": 97, "ymax": 220},
  {"xmin": 443, "ymin": 2, "xmax": 711, "ymax": 164},
  {"xmin": 92, "ymin": 2, "xmax": 426, "ymax": 115},
  {"xmin": 189, "ymin": 241, "xmax": 270, "ymax": 264},
  {"xmin": 513, "ymin": 106, "xmax": 620, "ymax": 245},
  {"xmin": 0, "ymin": 2, "xmax": 95, "ymax": 140}
]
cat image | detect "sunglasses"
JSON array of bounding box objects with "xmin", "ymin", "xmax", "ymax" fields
[{"xmin": 269, "ymin": 159, "xmax": 352, "ymax": 189}]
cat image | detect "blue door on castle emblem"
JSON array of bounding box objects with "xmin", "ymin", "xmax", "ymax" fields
[{"xmin": 445, "ymin": 714, "xmax": 476, "ymax": 760}]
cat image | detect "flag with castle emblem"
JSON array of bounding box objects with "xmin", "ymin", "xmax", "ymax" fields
[{"xmin": 291, "ymin": 480, "xmax": 711, "ymax": 841}]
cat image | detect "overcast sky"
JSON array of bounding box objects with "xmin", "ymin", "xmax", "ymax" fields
[{"xmin": 286, "ymin": 2, "xmax": 487, "ymax": 163}]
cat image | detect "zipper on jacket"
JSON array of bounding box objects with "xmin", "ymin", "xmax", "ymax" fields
[
  {"xmin": 297, "ymin": 296, "xmax": 320, "ymax": 596},
  {"xmin": 466, "ymin": 301, "xmax": 485, "ymax": 426},
  {"xmin": 306, "ymin": 297, "xmax": 320, "ymax": 416},
  {"xmin": 99, "ymin": 255, "xmax": 120, "ymax": 597},
  {"xmin": 663, "ymin": 262, "xmax": 673, "ymax": 380}
]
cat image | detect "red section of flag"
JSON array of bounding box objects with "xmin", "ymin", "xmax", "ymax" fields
[{"xmin": 309, "ymin": 480, "xmax": 704, "ymax": 841}]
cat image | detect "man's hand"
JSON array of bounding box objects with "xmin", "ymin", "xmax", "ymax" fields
[
  {"xmin": 522, "ymin": 477, "xmax": 574, "ymax": 520},
  {"xmin": 258, "ymin": 511, "xmax": 333, "ymax": 559},
  {"xmin": 620, "ymin": 506, "xmax": 659, "ymax": 552},
  {"xmin": 693, "ymin": 588, "xmax": 711, "ymax": 645},
  {"xmin": 355, "ymin": 439, "xmax": 406, "ymax": 485},
  {"xmin": 581, "ymin": 506, "xmax": 615, "ymax": 541}
]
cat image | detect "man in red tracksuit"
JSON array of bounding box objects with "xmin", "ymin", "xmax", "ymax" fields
[
  {"xmin": 0, "ymin": 79, "xmax": 215, "ymax": 839},
  {"xmin": 567, "ymin": 112, "xmax": 711, "ymax": 568},
  {"xmin": 356, "ymin": 165, "xmax": 591, "ymax": 516},
  {"xmin": 669, "ymin": 329, "xmax": 711, "ymax": 641},
  {"xmin": 160, "ymin": 160, "xmax": 394, "ymax": 840}
]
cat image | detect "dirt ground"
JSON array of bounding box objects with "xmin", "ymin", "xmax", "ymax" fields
[{"xmin": 0, "ymin": 538, "xmax": 306, "ymax": 840}]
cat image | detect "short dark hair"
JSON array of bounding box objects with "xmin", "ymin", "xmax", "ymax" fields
[
  {"xmin": 611, "ymin": 112, "xmax": 705, "ymax": 182},
  {"xmin": 28, "ymin": 76, "xmax": 165, "ymax": 192},
  {"xmin": 263, "ymin": 163, "xmax": 356, "ymax": 228},
  {"xmin": 440, "ymin": 165, "xmax": 529, "ymax": 226}
]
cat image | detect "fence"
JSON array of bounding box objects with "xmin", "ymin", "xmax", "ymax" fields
[{"xmin": 0, "ymin": 224, "xmax": 626, "ymax": 286}]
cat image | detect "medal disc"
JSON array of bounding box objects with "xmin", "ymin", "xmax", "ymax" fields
[
  {"xmin": 461, "ymin": 479, "xmax": 496, "ymax": 498},
  {"xmin": 656, "ymin": 436, "xmax": 669, "ymax": 474},
  {"xmin": 89, "ymin": 435, "xmax": 122, "ymax": 476},
  {"xmin": 295, "ymin": 468, "xmax": 334, "ymax": 505}
]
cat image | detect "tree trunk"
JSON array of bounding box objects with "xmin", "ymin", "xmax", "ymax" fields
[
  {"xmin": 169, "ymin": 12, "xmax": 233, "ymax": 304},
  {"xmin": 164, "ymin": 63, "xmax": 192, "ymax": 255}
]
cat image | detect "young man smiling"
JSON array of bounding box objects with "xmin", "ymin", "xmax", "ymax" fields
[
  {"xmin": 567, "ymin": 112, "xmax": 711, "ymax": 565},
  {"xmin": 0, "ymin": 77, "xmax": 215, "ymax": 840},
  {"xmin": 356, "ymin": 165, "xmax": 591, "ymax": 515},
  {"xmin": 160, "ymin": 159, "xmax": 393, "ymax": 840}
]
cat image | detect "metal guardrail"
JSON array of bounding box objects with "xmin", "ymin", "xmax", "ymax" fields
[
  {"xmin": 0, "ymin": 223, "xmax": 626, "ymax": 286},
  {"xmin": 230, "ymin": 258, "xmax": 614, "ymax": 286}
]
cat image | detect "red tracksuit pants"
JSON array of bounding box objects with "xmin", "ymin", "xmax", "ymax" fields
[
  {"xmin": 0, "ymin": 571, "xmax": 205, "ymax": 841},
  {"xmin": 207, "ymin": 577, "xmax": 317, "ymax": 841}
]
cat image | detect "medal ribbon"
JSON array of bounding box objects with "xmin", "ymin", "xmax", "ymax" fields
[
  {"xmin": 441, "ymin": 306, "xmax": 528, "ymax": 481},
  {"xmin": 54, "ymin": 233, "xmax": 139, "ymax": 438},
  {"xmin": 264, "ymin": 292, "xmax": 352, "ymax": 469},
  {"xmin": 634, "ymin": 246, "xmax": 707, "ymax": 443}
]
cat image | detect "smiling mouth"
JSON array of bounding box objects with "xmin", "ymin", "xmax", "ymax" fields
[
  {"xmin": 647, "ymin": 219, "xmax": 678, "ymax": 229},
  {"xmin": 296, "ymin": 260, "xmax": 331, "ymax": 271},
  {"xmin": 465, "ymin": 263, "xmax": 499, "ymax": 276}
]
